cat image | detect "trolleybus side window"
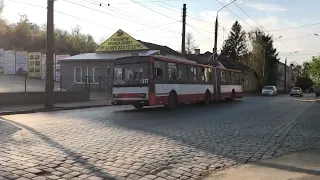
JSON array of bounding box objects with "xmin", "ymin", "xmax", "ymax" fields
[
  {"xmin": 154, "ymin": 60, "xmax": 166, "ymax": 81},
  {"xmin": 205, "ymin": 67, "xmax": 212, "ymax": 82},
  {"xmin": 197, "ymin": 67, "xmax": 205, "ymax": 82},
  {"xmin": 178, "ymin": 64, "xmax": 188, "ymax": 81},
  {"xmin": 168, "ymin": 62, "xmax": 178, "ymax": 81},
  {"xmin": 234, "ymin": 72, "xmax": 239, "ymax": 84},
  {"xmin": 231, "ymin": 72, "xmax": 236, "ymax": 83},
  {"xmin": 189, "ymin": 66, "xmax": 197, "ymax": 81},
  {"xmin": 221, "ymin": 71, "xmax": 227, "ymax": 83},
  {"xmin": 226, "ymin": 71, "xmax": 231, "ymax": 83},
  {"xmin": 237, "ymin": 72, "xmax": 241, "ymax": 84}
]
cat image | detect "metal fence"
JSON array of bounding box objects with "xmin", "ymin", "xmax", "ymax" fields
[
  {"xmin": 66, "ymin": 76, "xmax": 112, "ymax": 91},
  {"xmin": 0, "ymin": 74, "xmax": 113, "ymax": 100},
  {"xmin": 64, "ymin": 76, "xmax": 112, "ymax": 99},
  {"xmin": 0, "ymin": 74, "xmax": 60, "ymax": 92}
]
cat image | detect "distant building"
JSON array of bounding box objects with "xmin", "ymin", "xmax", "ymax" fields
[
  {"xmin": 186, "ymin": 50, "xmax": 259, "ymax": 93},
  {"xmin": 276, "ymin": 62, "xmax": 295, "ymax": 92}
]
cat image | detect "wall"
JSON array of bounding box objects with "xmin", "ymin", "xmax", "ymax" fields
[
  {"xmin": 0, "ymin": 91, "xmax": 90, "ymax": 105},
  {"xmin": 243, "ymin": 71, "xmax": 259, "ymax": 92},
  {"xmin": 60, "ymin": 60, "xmax": 114, "ymax": 91}
]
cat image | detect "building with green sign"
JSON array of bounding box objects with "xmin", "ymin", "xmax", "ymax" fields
[{"xmin": 59, "ymin": 29, "xmax": 185, "ymax": 92}]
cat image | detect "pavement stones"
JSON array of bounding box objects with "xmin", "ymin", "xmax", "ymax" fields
[{"xmin": 1, "ymin": 96, "xmax": 320, "ymax": 179}]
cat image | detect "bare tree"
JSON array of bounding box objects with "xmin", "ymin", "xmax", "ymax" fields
[
  {"xmin": 185, "ymin": 32, "xmax": 198, "ymax": 54},
  {"xmin": 0, "ymin": 0, "xmax": 4, "ymax": 16}
]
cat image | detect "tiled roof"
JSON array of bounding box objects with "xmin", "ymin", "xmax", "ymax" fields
[
  {"xmin": 186, "ymin": 51, "xmax": 255, "ymax": 72},
  {"xmin": 137, "ymin": 40, "xmax": 183, "ymax": 57},
  {"xmin": 62, "ymin": 39, "xmax": 255, "ymax": 73}
]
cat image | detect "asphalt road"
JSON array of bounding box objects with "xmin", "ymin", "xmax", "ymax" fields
[{"xmin": 0, "ymin": 94, "xmax": 320, "ymax": 180}]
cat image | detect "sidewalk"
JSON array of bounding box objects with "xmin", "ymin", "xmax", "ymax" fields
[
  {"xmin": 204, "ymin": 148, "xmax": 320, "ymax": 180},
  {"xmin": 0, "ymin": 98, "xmax": 113, "ymax": 115}
]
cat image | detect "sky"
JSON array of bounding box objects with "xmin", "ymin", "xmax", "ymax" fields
[{"xmin": 2, "ymin": 0, "xmax": 320, "ymax": 65}]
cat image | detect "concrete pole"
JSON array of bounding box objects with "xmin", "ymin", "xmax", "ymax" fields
[
  {"xmin": 45, "ymin": 0, "xmax": 54, "ymax": 108},
  {"xmin": 284, "ymin": 58, "xmax": 287, "ymax": 92},
  {"xmin": 181, "ymin": 4, "xmax": 186, "ymax": 55},
  {"xmin": 213, "ymin": 15, "xmax": 218, "ymax": 63}
]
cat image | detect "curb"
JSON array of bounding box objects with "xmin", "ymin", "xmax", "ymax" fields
[{"xmin": 0, "ymin": 104, "xmax": 113, "ymax": 116}]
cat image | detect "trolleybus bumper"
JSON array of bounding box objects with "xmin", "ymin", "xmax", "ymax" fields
[{"xmin": 112, "ymin": 100, "xmax": 149, "ymax": 106}]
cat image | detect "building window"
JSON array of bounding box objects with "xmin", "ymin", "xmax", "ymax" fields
[
  {"xmin": 75, "ymin": 67, "xmax": 82, "ymax": 83},
  {"xmin": 74, "ymin": 67, "xmax": 99, "ymax": 83},
  {"xmin": 94, "ymin": 67, "xmax": 100, "ymax": 83},
  {"xmin": 88, "ymin": 67, "xmax": 94, "ymax": 83},
  {"xmin": 82, "ymin": 67, "xmax": 87, "ymax": 81}
]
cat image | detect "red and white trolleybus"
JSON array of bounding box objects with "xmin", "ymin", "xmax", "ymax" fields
[{"xmin": 112, "ymin": 55, "xmax": 243, "ymax": 109}]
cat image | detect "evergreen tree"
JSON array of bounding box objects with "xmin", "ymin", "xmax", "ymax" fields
[
  {"xmin": 248, "ymin": 29, "xmax": 280, "ymax": 85},
  {"xmin": 221, "ymin": 21, "xmax": 247, "ymax": 62},
  {"xmin": 261, "ymin": 34, "xmax": 280, "ymax": 85}
]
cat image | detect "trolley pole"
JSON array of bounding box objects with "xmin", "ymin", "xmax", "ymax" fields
[{"xmin": 45, "ymin": 0, "xmax": 54, "ymax": 108}]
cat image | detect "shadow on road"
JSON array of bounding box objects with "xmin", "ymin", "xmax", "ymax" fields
[
  {"xmin": 114, "ymin": 100, "xmax": 242, "ymax": 113},
  {"xmin": 0, "ymin": 119, "xmax": 22, "ymax": 139},
  {"xmin": 109, "ymin": 98, "xmax": 320, "ymax": 176},
  {"xmin": 0, "ymin": 117, "xmax": 115, "ymax": 179}
]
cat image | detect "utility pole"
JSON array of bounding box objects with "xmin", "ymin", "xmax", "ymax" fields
[
  {"xmin": 284, "ymin": 58, "xmax": 287, "ymax": 93},
  {"xmin": 283, "ymin": 51, "xmax": 298, "ymax": 93},
  {"xmin": 213, "ymin": 16, "xmax": 218, "ymax": 63},
  {"xmin": 181, "ymin": 4, "xmax": 186, "ymax": 55},
  {"xmin": 262, "ymin": 48, "xmax": 266, "ymax": 86},
  {"xmin": 45, "ymin": 0, "xmax": 54, "ymax": 108},
  {"xmin": 213, "ymin": 0, "xmax": 236, "ymax": 64}
]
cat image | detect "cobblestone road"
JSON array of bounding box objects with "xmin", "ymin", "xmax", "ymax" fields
[{"xmin": 1, "ymin": 95, "xmax": 320, "ymax": 180}]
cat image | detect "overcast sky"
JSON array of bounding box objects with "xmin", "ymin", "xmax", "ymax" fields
[{"xmin": 2, "ymin": 0, "xmax": 320, "ymax": 64}]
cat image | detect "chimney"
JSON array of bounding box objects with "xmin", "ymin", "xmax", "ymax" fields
[{"xmin": 194, "ymin": 49, "xmax": 200, "ymax": 55}]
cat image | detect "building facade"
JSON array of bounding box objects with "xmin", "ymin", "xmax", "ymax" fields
[{"xmin": 60, "ymin": 29, "xmax": 185, "ymax": 92}]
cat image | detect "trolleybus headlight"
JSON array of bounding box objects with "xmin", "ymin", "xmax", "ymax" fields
[
  {"xmin": 113, "ymin": 94, "xmax": 119, "ymax": 98},
  {"xmin": 140, "ymin": 93, "xmax": 146, "ymax": 98}
]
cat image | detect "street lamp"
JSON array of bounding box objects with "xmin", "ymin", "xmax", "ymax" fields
[
  {"xmin": 284, "ymin": 51, "xmax": 299, "ymax": 92},
  {"xmin": 213, "ymin": 0, "xmax": 236, "ymax": 60},
  {"xmin": 315, "ymin": 34, "xmax": 319, "ymax": 36}
]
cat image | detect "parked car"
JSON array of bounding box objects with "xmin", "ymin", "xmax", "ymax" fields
[
  {"xmin": 261, "ymin": 86, "xmax": 277, "ymax": 96},
  {"xmin": 307, "ymin": 87, "xmax": 315, "ymax": 93},
  {"xmin": 290, "ymin": 87, "xmax": 303, "ymax": 97},
  {"xmin": 316, "ymin": 88, "xmax": 320, "ymax": 97}
]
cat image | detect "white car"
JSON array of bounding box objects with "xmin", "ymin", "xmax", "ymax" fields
[
  {"xmin": 262, "ymin": 86, "xmax": 278, "ymax": 96},
  {"xmin": 290, "ymin": 87, "xmax": 303, "ymax": 97}
]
